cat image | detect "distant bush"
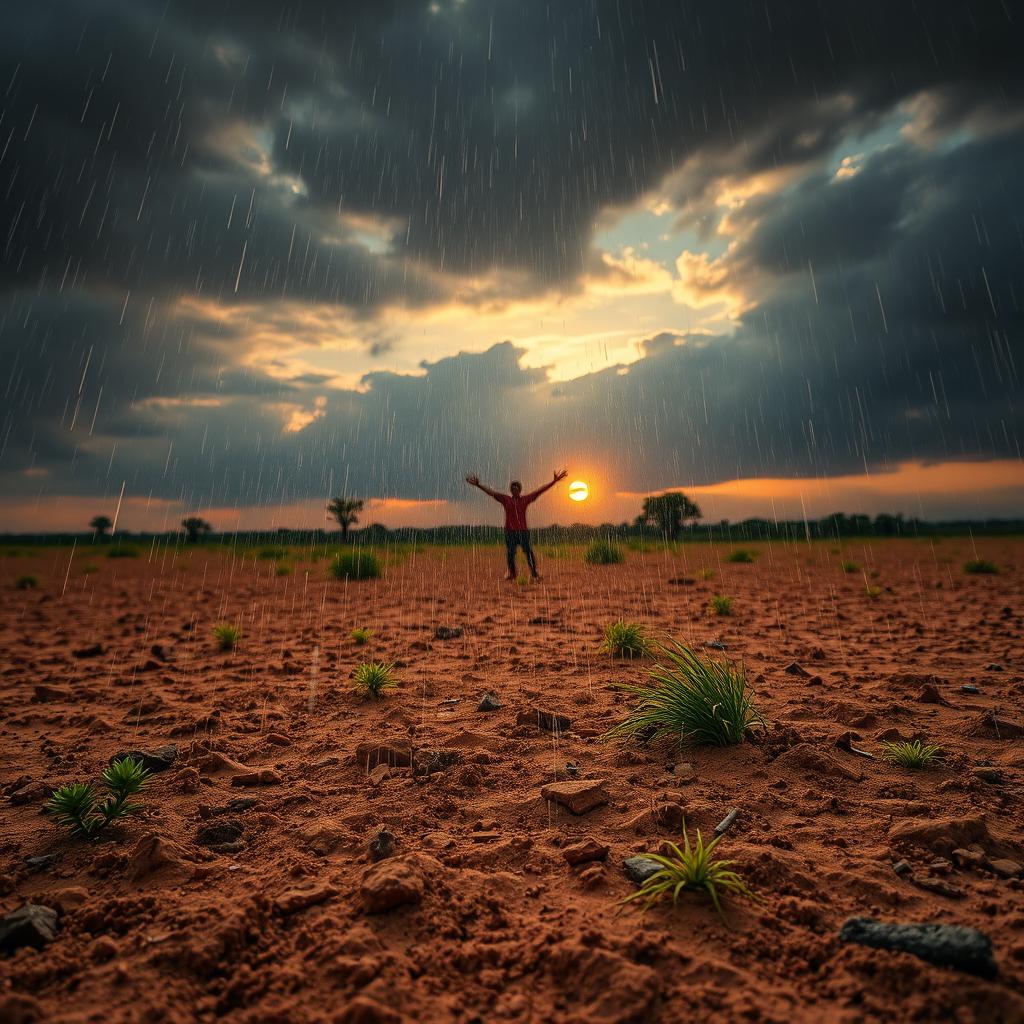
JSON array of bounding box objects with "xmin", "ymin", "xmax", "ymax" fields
[
  {"xmin": 275, "ymin": 563, "xmax": 292, "ymax": 577},
  {"xmin": 710, "ymin": 594, "xmax": 733, "ymax": 616},
  {"xmin": 726, "ymin": 549, "xmax": 756, "ymax": 564},
  {"xmin": 15, "ymin": 574, "xmax": 38, "ymax": 590},
  {"xmin": 107, "ymin": 545, "xmax": 140, "ymax": 559},
  {"xmin": 328, "ymin": 550, "xmax": 381, "ymax": 581},
  {"xmin": 585, "ymin": 540, "xmax": 624, "ymax": 565},
  {"xmin": 257, "ymin": 546, "xmax": 288, "ymax": 560},
  {"xmin": 964, "ymin": 559, "xmax": 999, "ymax": 575},
  {"xmin": 840, "ymin": 560, "xmax": 860, "ymax": 573}
]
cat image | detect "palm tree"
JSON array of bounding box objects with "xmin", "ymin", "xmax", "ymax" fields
[
  {"xmin": 89, "ymin": 515, "xmax": 113, "ymax": 541},
  {"xmin": 639, "ymin": 492, "xmax": 702, "ymax": 541},
  {"xmin": 327, "ymin": 497, "xmax": 363, "ymax": 542},
  {"xmin": 181, "ymin": 516, "xmax": 213, "ymax": 543}
]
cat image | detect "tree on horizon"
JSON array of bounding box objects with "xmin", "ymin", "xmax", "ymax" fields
[
  {"xmin": 181, "ymin": 516, "xmax": 213, "ymax": 543},
  {"xmin": 638, "ymin": 492, "xmax": 702, "ymax": 540},
  {"xmin": 89, "ymin": 515, "xmax": 113, "ymax": 540},
  {"xmin": 327, "ymin": 497, "xmax": 364, "ymax": 543}
]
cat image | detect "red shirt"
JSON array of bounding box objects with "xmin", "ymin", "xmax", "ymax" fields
[{"xmin": 496, "ymin": 492, "xmax": 538, "ymax": 531}]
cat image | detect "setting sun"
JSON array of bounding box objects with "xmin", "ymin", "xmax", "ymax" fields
[{"xmin": 568, "ymin": 480, "xmax": 590, "ymax": 502}]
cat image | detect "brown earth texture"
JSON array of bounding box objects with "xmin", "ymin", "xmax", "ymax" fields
[{"xmin": 1, "ymin": 537, "xmax": 1023, "ymax": 1023}]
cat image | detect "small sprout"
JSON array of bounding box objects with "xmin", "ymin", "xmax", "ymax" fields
[
  {"xmin": 46, "ymin": 756, "xmax": 151, "ymax": 839},
  {"xmin": 881, "ymin": 740, "xmax": 942, "ymax": 770},
  {"xmin": 353, "ymin": 661, "xmax": 397, "ymax": 698},
  {"xmin": 865, "ymin": 585, "xmax": 882, "ymax": 599},
  {"xmin": 840, "ymin": 560, "xmax": 860, "ymax": 573},
  {"xmin": 726, "ymin": 549, "xmax": 756, "ymax": 564},
  {"xmin": 964, "ymin": 559, "xmax": 999, "ymax": 575},
  {"xmin": 350, "ymin": 627, "xmax": 373, "ymax": 645},
  {"xmin": 328, "ymin": 550, "xmax": 381, "ymax": 581},
  {"xmin": 710, "ymin": 594, "xmax": 733, "ymax": 616},
  {"xmin": 15, "ymin": 574, "xmax": 38, "ymax": 590},
  {"xmin": 213, "ymin": 623, "xmax": 241, "ymax": 650},
  {"xmin": 585, "ymin": 540, "xmax": 624, "ymax": 565},
  {"xmin": 620, "ymin": 823, "xmax": 756, "ymax": 921},
  {"xmin": 603, "ymin": 620, "xmax": 646, "ymax": 658}
]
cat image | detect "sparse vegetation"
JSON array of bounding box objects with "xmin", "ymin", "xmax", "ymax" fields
[
  {"xmin": 350, "ymin": 627, "xmax": 373, "ymax": 645},
  {"xmin": 15, "ymin": 574, "xmax": 38, "ymax": 590},
  {"xmin": 82, "ymin": 563, "xmax": 99, "ymax": 574},
  {"xmin": 258, "ymin": 546, "xmax": 288, "ymax": 560},
  {"xmin": 516, "ymin": 574, "xmax": 529, "ymax": 586},
  {"xmin": 212, "ymin": 623, "xmax": 241, "ymax": 650},
  {"xmin": 107, "ymin": 545, "xmax": 140, "ymax": 558},
  {"xmin": 636, "ymin": 492, "xmax": 702, "ymax": 540},
  {"xmin": 602, "ymin": 620, "xmax": 647, "ymax": 658},
  {"xmin": 865, "ymin": 585, "xmax": 882, "ymax": 599},
  {"xmin": 353, "ymin": 660, "xmax": 397, "ymax": 698},
  {"xmin": 585, "ymin": 539, "xmax": 624, "ymax": 565},
  {"xmin": 710, "ymin": 594, "xmax": 733, "ymax": 616},
  {"xmin": 328, "ymin": 549, "xmax": 381, "ymax": 581},
  {"xmin": 620, "ymin": 823, "xmax": 756, "ymax": 920},
  {"xmin": 698, "ymin": 568, "xmax": 715, "ymax": 581},
  {"xmin": 46, "ymin": 756, "xmax": 151, "ymax": 839},
  {"xmin": 275, "ymin": 563, "xmax": 292, "ymax": 577},
  {"xmin": 606, "ymin": 640, "xmax": 763, "ymax": 747},
  {"xmin": 964, "ymin": 559, "xmax": 999, "ymax": 575},
  {"xmin": 726, "ymin": 549, "xmax": 756, "ymax": 564},
  {"xmin": 881, "ymin": 740, "xmax": 942, "ymax": 770},
  {"xmin": 840, "ymin": 560, "xmax": 860, "ymax": 573}
]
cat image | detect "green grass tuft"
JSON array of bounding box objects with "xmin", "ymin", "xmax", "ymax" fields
[
  {"xmin": 725, "ymin": 549, "xmax": 756, "ymax": 564},
  {"xmin": 585, "ymin": 540, "xmax": 624, "ymax": 565},
  {"xmin": 865, "ymin": 585, "xmax": 881, "ymax": 599},
  {"xmin": 606, "ymin": 640, "xmax": 763, "ymax": 748},
  {"xmin": 274, "ymin": 562, "xmax": 292, "ymax": 577},
  {"xmin": 710, "ymin": 594, "xmax": 733, "ymax": 616},
  {"xmin": 697, "ymin": 568, "xmax": 715, "ymax": 581},
  {"xmin": 353, "ymin": 660, "xmax": 397, "ymax": 698},
  {"xmin": 212, "ymin": 623, "xmax": 241, "ymax": 650},
  {"xmin": 328, "ymin": 549, "xmax": 381, "ymax": 581},
  {"xmin": 350, "ymin": 627, "xmax": 373, "ymax": 645},
  {"xmin": 964, "ymin": 559, "xmax": 999, "ymax": 575},
  {"xmin": 620, "ymin": 823, "xmax": 757, "ymax": 920},
  {"xmin": 107, "ymin": 545, "xmax": 140, "ymax": 558},
  {"xmin": 881, "ymin": 740, "xmax": 942, "ymax": 770},
  {"xmin": 46, "ymin": 756, "xmax": 151, "ymax": 839},
  {"xmin": 602, "ymin": 620, "xmax": 647, "ymax": 658},
  {"xmin": 257, "ymin": 545, "xmax": 289, "ymax": 560},
  {"xmin": 15, "ymin": 574, "xmax": 38, "ymax": 590},
  {"xmin": 840, "ymin": 560, "xmax": 860, "ymax": 573}
]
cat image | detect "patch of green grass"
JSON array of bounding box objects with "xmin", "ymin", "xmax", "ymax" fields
[
  {"xmin": 964, "ymin": 559, "xmax": 999, "ymax": 575},
  {"xmin": 840, "ymin": 560, "xmax": 860, "ymax": 573},
  {"xmin": 881, "ymin": 740, "xmax": 942, "ymax": 770},
  {"xmin": 107, "ymin": 545, "xmax": 140, "ymax": 558},
  {"xmin": 15, "ymin": 574, "xmax": 38, "ymax": 590},
  {"xmin": 585, "ymin": 540, "xmax": 624, "ymax": 565},
  {"xmin": 710, "ymin": 594, "xmax": 733, "ymax": 616},
  {"xmin": 257, "ymin": 545, "xmax": 289, "ymax": 560},
  {"xmin": 602, "ymin": 620, "xmax": 647, "ymax": 658},
  {"xmin": 353, "ymin": 660, "xmax": 397, "ymax": 698},
  {"xmin": 725, "ymin": 549, "xmax": 756, "ymax": 564},
  {"xmin": 274, "ymin": 563, "xmax": 292, "ymax": 577},
  {"xmin": 328, "ymin": 549, "xmax": 382, "ymax": 581},
  {"xmin": 697, "ymin": 568, "xmax": 715, "ymax": 581},
  {"xmin": 606, "ymin": 640, "xmax": 763, "ymax": 748},
  {"xmin": 516, "ymin": 574, "xmax": 529, "ymax": 586},
  {"xmin": 350, "ymin": 627, "xmax": 373, "ymax": 645},
  {"xmin": 620, "ymin": 823, "xmax": 756, "ymax": 920},
  {"xmin": 81, "ymin": 563, "xmax": 99, "ymax": 574},
  {"xmin": 865, "ymin": 585, "xmax": 882, "ymax": 599},
  {"xmin": 212, "ymin": 623, "xmax": 241, "ymax": 650},
  {"xmin": 46, "ymin": 756, "xmax": 151, "ymax": 839}
]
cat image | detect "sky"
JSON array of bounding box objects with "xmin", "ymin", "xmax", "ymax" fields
[{"xmin": 1, "ymin": 1, "xmax": 1022, "ymax": 532}]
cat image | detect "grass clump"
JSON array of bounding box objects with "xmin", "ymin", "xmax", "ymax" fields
[
  {"xmin": 212, "ymin": 623, "xmax": 241, "ymax": 650},
  {"xmin": 274, "ymin": 563, "xmax": 292, "ymax": 577},
  {"xmin": 697, "ymin": 568, "xmax": 715, "ymax": 581},
  {"xmin": 46, "ymin": 756, "xmax": 151, "ymax": 839},
  {"xmin": 603, "ymin": 620, "xmax": 647, "ymax": 658},
  {"xmin": 865, "ymin": 585, "xmax": 881, "ymax": 599},
  {"xmin": 15, "ymin": 574, "xmax": 38, "ymax": 590},
  {"xmin": 725, "ymin": 549, "xmax": 756, "ymax": 564},
  {"xmin": 353, "ymin": 661, "xmax": 397, "ymax": 698},
  {"xmin": 585, "ymin": 539, "xmax": 624, "ymax": 565},
  {"xmin": 881, "ymin": 740, "xmax": 942, "ymax": 770},
  {"xmin": 964, "ymin": 559, "xmax": 999, "ymax": 575},
  {"xmin": 621, "ymin": 823, "xmax": 756, "ymax": 921},
  {"xmin": 107, "ymin": 545, "xmax": 140, "ymax": 558},
  {"xmin": 350, "ymin": 627, "xmax": 374, "ymax": 645},
  {"xmin": 328, "ymin": 549, "xmax": 381, "ymax": 581},
  {"xmin": 840, "ymin": 560, "xmax": 860, "ymax": 573},
  {"xmin": 257, "ymin": 545, "xmax": 289, "ymax": 560},
  {"xmin": 606, "ymin": 640, "xmax": 763, "ymax": 748},
  {"xmin": 710, "ymin": 594, "xmax": 733, "ymax": 616}
]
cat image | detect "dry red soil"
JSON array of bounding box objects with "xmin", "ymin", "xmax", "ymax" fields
[{"xmin": 1, "ymin": 537, "xmax": 1023, "ymax": 1023}]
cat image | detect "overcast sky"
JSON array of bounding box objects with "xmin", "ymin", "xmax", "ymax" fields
[{"xmin": 1, "ymin": 1, "xmax": 1022, "ymax": 530}]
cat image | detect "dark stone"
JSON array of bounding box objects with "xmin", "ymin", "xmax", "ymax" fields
[
  {"xmin": 434, "ymin": 626, "xmax": 463, "ymax": 640},
  {"xmin": 196, "ymin": 819, "xmax": 243, "ymax": 848},
  {"xmin": 24, "ymin": 854, "xmax": 59, "ymax": 873},
  {"xmin": 412, "ymin": 749, "xmax": 460, "ymax": 777},
  {"xmin": 72, "ymin": 644, "xmax": 104, "ymax": 658},
  {"xmin": 200, "ymin": 797, "xmax": 259, "ymax": 818},
  {"xmin": 892, "ymin": 860, "xmax": 912, "ymax": 876},
  {"xmin": 478, "ymin": 693, "xmax": 502, "ymax": 712},
  {"xmin": 0, "ymin": 904, "xmax": 59, "ymax": 955},
  {"xmin": 109, "ymin": 745, "xmax": 177, "ymax": 773},
  {"xmin": 839, "ymin": 917, "xmax": 997, "ymax": 979},
  {"xmin": 623, "ymin": 856, "xmax": 663, "ymax": 885},
  {"xmin": 369, "ymin": 829, "xmax": 396, "ymax": 862},
  {"xmin": 151, "ymin": 643, "xmax": 177, "ymax": 661},
  {"xmin": 960, "ymin": 684, "xmax": 979, "ymax": 694}
]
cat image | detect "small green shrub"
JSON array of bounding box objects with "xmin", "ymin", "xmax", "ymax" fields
[
  {"xmin": 585, "ymin": 540, "xmax": 624, "ymax": 565},
  {"xmin": 865, "ymin": 585, "xmax": 881, "ymax": 599},
  {"xmin": 258, "ymin": 546, "xmax": 288, "ymax": 560},
  {"xmin": 620, "ymin": 823, "xmax": 756, "ymax": 920},
  {"xmin": 15, "ymin": 575, "xmax": 38, "ymax": 590},
  {"xmin": 697, "ymin": 568, "xmax": 715, "ymax": 581},
  {"xmin": 275, "ymin": 563, "xmax": 292, "ymax": 577},
  {"xmin": 46, "ymin": 756, "xmax": 151, "ymax": 838},
  {"xmin": 107, "ymin": 545, "xmax": 140, "ymax": 558},
  {"xmin": 881, "ymin": 740, "xmax": 942, "ymax": 770},
  {"xmin": 350, "ymin": 627, "xmax": 373, "ymax": 645},
  {"xmin": 328, "ymin": 550, "xmax": 381, "ymax": 581},
  {"xmin": 964, "ymin": 559, "xmax": 999, "ymax": 575},
  {"xmin": 353, "ymin": 661, "xmax": 397, "ymax": 698},
  {"xmin": 606, "ymin": 640, "xmax": 763, "ymax": 748},
  {"xmin": 710, "ymin": 594, "xmax": 733, "ymax": 616},
  {"xmin": 840, "ymin": 560, "xmax": 860, "ymax": 573},
  {"xmin": 516, "ymin": 574, "xmax": 529, "ymax": 586},
  {"xmin": 725, "ymin": 549, "xmax": 756, "ymax": 564},
  {"xmin": 603, "ymin": 620, "xmax": 646, "ymax": 658},
  {"xmin": 212, "ymin": 623, "xmax": 241, "ymax": 650}
]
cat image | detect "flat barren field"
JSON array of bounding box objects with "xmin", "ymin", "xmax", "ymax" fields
[{"xmin": 1, "ymin": 537, "xmax": 1022, "ymax": 1023}]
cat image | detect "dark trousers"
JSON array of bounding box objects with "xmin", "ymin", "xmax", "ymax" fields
[{"xmin": 505, "ymin": 530, "xmax": 537, "ymax": 577}]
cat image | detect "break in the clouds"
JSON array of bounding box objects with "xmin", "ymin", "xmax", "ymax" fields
[{"xmin": 0, "ymin": 1, "xmax": 1021, "ymax": 523}]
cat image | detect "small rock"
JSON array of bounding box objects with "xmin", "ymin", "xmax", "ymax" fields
[
  {"xmin": 470, "ymin": 831, "xmax": 502, "ymax": 844},
  {"xmin": 412, "ymin": 749, "xmax": 460, "ymax": 777},
  {"xmin": 671, "ymin": 762, "xmax": 695, "ymax": 780},
  {"xmin": 916, "ymin": 684, "xmax": 946, "ymax": 705},
  {"xmin": 90, "ymin": 935, "xmax": 120, "ymax": 963},
  {"xmin": 150, "ymin": 643, "xmax": 176, "ymax": 662},
  {"xmin": 952, "ymin": 848, "xmax": 986, "ymax": 869},
  {"xmin": 0, "ymin": 904, "xmax": 59, "ymax": 954},
  {"xmin": 578, "ymin": 863, "xmax": 606, "ymax": 888},
  {"xmin": 32, "ymin": 684, "xmax": 71, "ymax": 702},
  {"xmin": 196, "ymin": 820, "xmax": 243, "ymax": 848},
  {"xmin": 892, "ymin": 860, "xmax": 912, "ymax": 876},
  {"xmin": 972, "ymin": 767, "xmax": 1004, "ymax": 785},
  {"xmin": 72, "ymin": 643, "xmax": 104, "ymax": 659},
  {"xmin": 960, "ymin": 684, "xmax": 979, "ymax": 694},
  {"xmin": 109, "ymin": 744, "xmax": 177, "ymax": 773},
  {"xmin": 989, "ymin": 858, "xmax": 1022, "ymax": 879},
  {"xmin": 360, "ymin": 857, "xmax": 424, "ymax": 913},
  {"xmin": 839, "ymin": 916, "xmax": 997, "ymax": 978},
  {"xmin": 985, "ymin": 663, "xmax": 1004, "ymax": 672},
  {"xmin": 434, "ymin": 626, "xmax": 463, "ymax": 640},
  {"xmin": 478, "ymin": 693, "xmax": 502, "ymax": 712},
  {"xmin": 9, "ymin": 782, "xmax": 48, "ymax": 806},
  {"xmin": 335, "ymin": 996, "xmax": 404, "ymax": 1024},
  {"xmin": 540, "ymin": 779, "xmax": 609, "ymax": 815},
  {"xmin": 783, "ymin": 662, "xmax": 811, "ymax": 677},
  {"xmin": 265, "ymin": 732, "xmax": 292, "ymax": 747},
  {"xmin": 369, "ymin": 829, "xmax": 396, "ymax": 862},
  {"xmin": 356, "ymin": 740, "xmax": 413, "ymax": 769},
  {"xmin": 274, "ymin": 883, "xmax": 338, "ymax": 916},
  {"xmin": 914, "ymin": 876, "xmax": 964, "ymax": 898},
  {"xmin": 623, "ymin": 857, "xmax": 663, "ymax": 885},
  {"xmin": 517, "ymin": 708, "xmax": 571, "ymax": 734},
  {"xmin": 367, "ymin": 764, "xmax": 390, "ymax": 787},
  {"xmin": 562, "ymin": 838, "xmax": 610, "ymax": 865},
  {"xmin": 24, "ymin": 854, "xmax": 59, "ymax": 873},
  {"xmin": 230, "ymin": 768, "xmax": 282, "ymax": 787}
]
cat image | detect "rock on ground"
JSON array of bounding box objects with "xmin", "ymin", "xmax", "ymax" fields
[
  {"xmin": 0, "ymin": 904, "xmax": 59, "ymax": 954},
  {"xmin": 540, "ymin": 779, "xmax": 608, "ymax": 815}
]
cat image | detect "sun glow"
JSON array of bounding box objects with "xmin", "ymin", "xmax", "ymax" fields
[{"xmin": 568, "ymin": 480, "xmax": 590, "ymax": 502}]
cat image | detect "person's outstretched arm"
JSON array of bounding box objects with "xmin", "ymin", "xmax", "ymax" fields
[
  {"xmin": 525, "ymin": 469, "xmax": 568, "ymax": 501},
  {"xmin": 466, "ymin": 473, "xmax": 503, "ymax": 500}
]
